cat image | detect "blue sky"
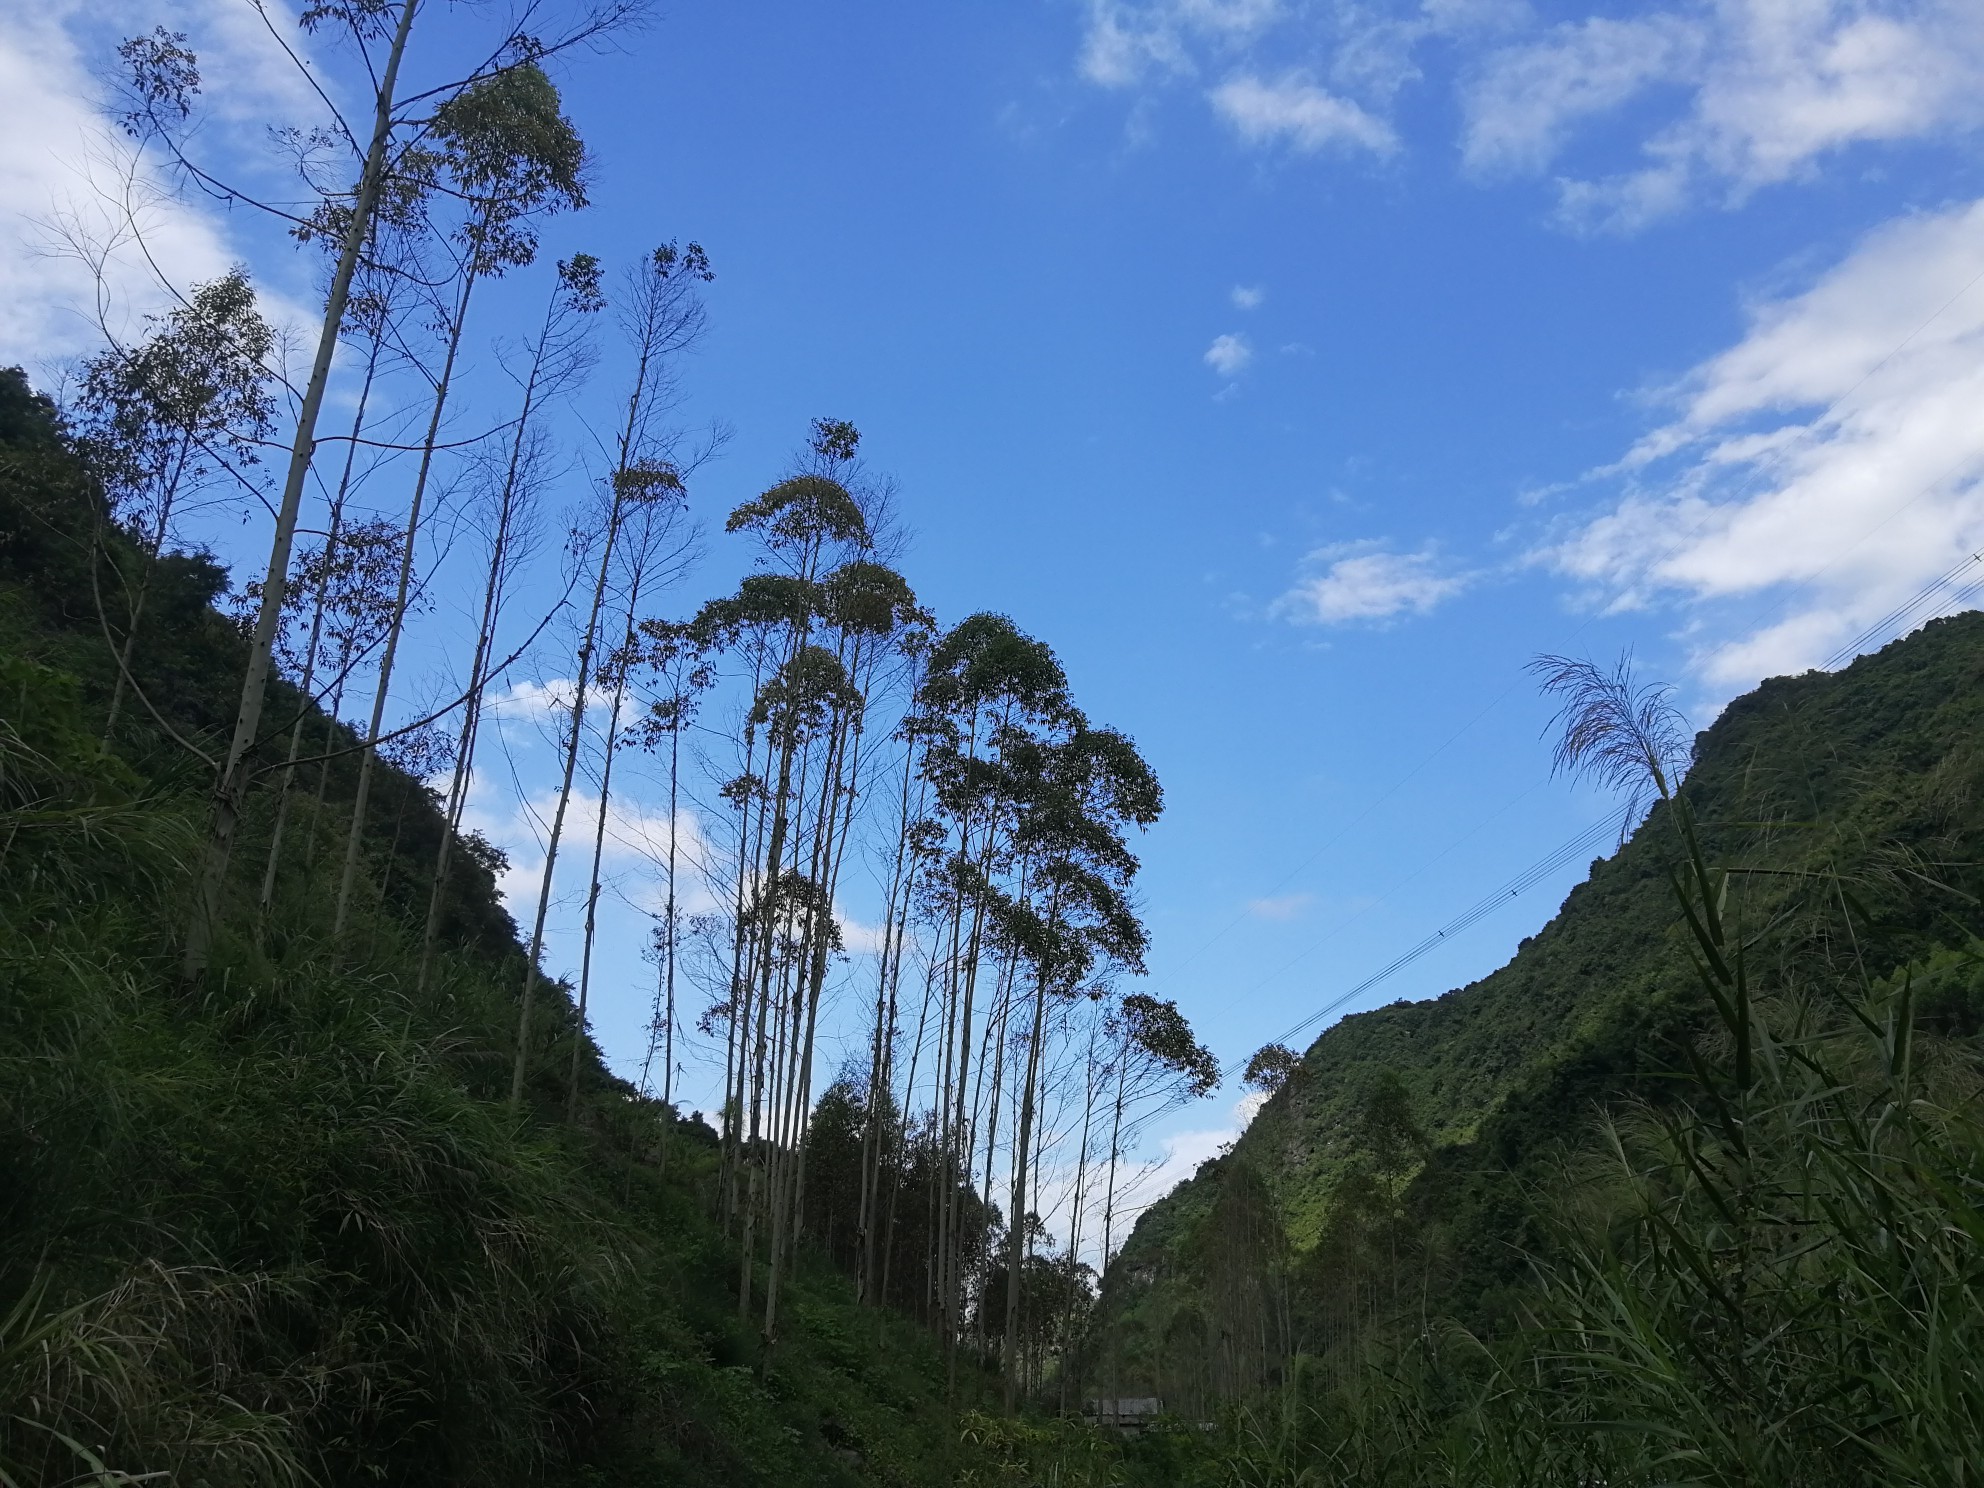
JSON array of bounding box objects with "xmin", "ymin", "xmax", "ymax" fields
[{"xmin": 8, "ymin": 0, "xmax": 1984, "ymax": 1214}]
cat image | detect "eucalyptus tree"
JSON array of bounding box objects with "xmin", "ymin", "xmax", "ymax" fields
[
  {"xmin": 855, "ymin": 683, "xmax": 940, "ymax": 1304},
  {"xmin": 418, "ymin": 253, "xmax": 604, "ymax": 996},
  {"xmin": 120, "ymin": 0, "xmax": 643, "ymax": 983},
  {"xmin": 72, "ymin": 268, "xmax": 275, "ymax": 741},
  {"xmin": 333, "ymin": 60, "xmax": 589, "ymax": 942},
  {"xmin": 1085, "ymin": 991, "xmax": 1216, "ymax": 1399},
  {"xmin": 292, "ymin": 520, "xmax": 410, "ymax": 865},
  {"xmin": 913, "ymin": 612, "xmax": 1076, "ymax": 1363},
  {"xmin": 565, "ymin": 483, "xmax": 702, "ymax": 1121},
  {"xmin": 1243, "ymin": 1042, "xmax": 1300, "ymax": 1097},
  {"xmin": 993, "ymin": 724, "xmax": 1161, "ymax": 1408},
  {"xmin": 246, "ymin": 515, "xmax": 411, "ymax": 895},
  {"xmin": 630, "ymin": 618, "xmax": 715, "ymax": 1117},
  {"xmin": 509, "ymin": 242, "xmax": 712, "ymax": 1111},
  {"xmin": 1098, "ymin": 992, "xmax": 1218, "ymax": 1270},
  {"xmin": 255, "ymin": 284, "xmax": 397, "ymax": 917},
  {"xmin": 761, "ymin": 556, "xmax": 924, "ymax": 1345},
  {"xmin": 706, "ymin": 458, "xmax": 893, "ymax": 1333}
]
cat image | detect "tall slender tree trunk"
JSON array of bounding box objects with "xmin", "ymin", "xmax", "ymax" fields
[
  {"xmin": 333, "ymin": 267, "xmax": 480, "ymax": 943},
  {"xmin": 858, "ymin": 737, "xmax": 918, "ymax": 1300},
  {"xmin": 735, "ymin": 612, "xmax": 813, "ymax": 1311},
  {"xmin": 662, "ymin": 713, "xmax": 681, "ymax": 1102},
  {"xmin": 765, "ymin": 679, "xmax": 867, "ymax": 1348},
  {"xmin": 1060, "ymin": 1026, "xmax": 1100, "ymax": 1413},
  {"xmin": 1004, "ymin": 887, "xmax": 1062, "ymax": 1414},
  {"xmin": 510, "ymin": 500, "xmax": 622, "ymax": 1109},
  {"xmin": 184, "ymin": 0, "xmax": 421, "ymax": 985},
  {"xmin": 419, "ymin": 293, "xmax": 553, "ymax": 995},
  {"xmin": 567, "ymin": 586, "xmax": 644, "ymax": 1122},
  {"xmin": 258, "ymin": 345, "xmax": 380, "ymax": 917},
  {"xmin": 880, "ymin": 952, "xmax": 937, "ymax": 1324},
  {"xmin": 1101, "ymin": 1055, "xmax": 1128, "ymax": 1399},
  {"xmin": 102, "ymin": 438, "xmax": 191, "ymax": 742},
  {"xmin": 718, "ymin": 713, "xmax": 763, "ymax": 1230}
]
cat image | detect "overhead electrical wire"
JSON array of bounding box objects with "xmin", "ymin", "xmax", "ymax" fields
[
  {"xmin": 1216, "ymin": 547, "xmax": 1984, "ymax": 1082},
  {"xmin": 1216, "ymin": 803, "xmax": 1632, "ymax": 1082},
  {"xmin": 1819, "ymin": 550, "xmax": 1984, "ymax": 671},
  {"xmin": 1166, "ymin": 265, "xmax": 1984, "ymax": 995}
]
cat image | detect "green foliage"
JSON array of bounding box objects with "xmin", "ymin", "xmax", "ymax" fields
[
  {"xmin": 1121, "ymin": 993, "xmax": 1220, "ymax": 1097},
  {"xmin": 1082, "ymin": 623, "xmax": 1984, "ymax": 1485},
  {"xmin": 1106, "ymin": 614, "xmax": 1984, "ymax": 1352},
  {"xmin": 0, "ymin": 382, "xmax": 1006, "ymax": 1486},
  {"xmin": 13, "ymin": 358, "xmax": 1984, "ymax": 1483}
]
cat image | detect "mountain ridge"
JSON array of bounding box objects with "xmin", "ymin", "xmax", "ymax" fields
[{"xmin": 1093, "ymin": 610, "xmax": 1984, "ymax": 1383}]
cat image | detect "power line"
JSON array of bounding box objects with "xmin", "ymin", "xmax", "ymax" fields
[
  {"xmin": 1168, "ymin": 264, "xmax": 1984, "ymax": 990},
  {"xmin": 1219, "ymin": 803, "xmax": 1631, "ymax": 1081},
  {"xmin": 1219, "ymin": 551, "xmax": 1984, "ymax": 1079},
  {"xmin": 1820, "ymin": 552, "xmax": 1984, "ymax": 671}
]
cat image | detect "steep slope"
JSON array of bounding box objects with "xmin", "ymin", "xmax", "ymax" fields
[
  {"xmin": 1096, "ymin": 607, "xmax": 1984, "ymax": 1388},
  {"xmin": 0, "ymin": 367, "xmax": 999, "ymax": 1485}
]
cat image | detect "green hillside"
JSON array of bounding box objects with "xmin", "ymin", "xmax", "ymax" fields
[
  {"xmin": 10, "ymin": 347, "xmax": 1984, "ymax": 1488},
  {"xmin": 1094, "ymin": 607, "xmax": 1984, "ymax": 1393},
  {"xmin": 0, "ymin": 368, "xmax": 1004, "ymax": 1485}
]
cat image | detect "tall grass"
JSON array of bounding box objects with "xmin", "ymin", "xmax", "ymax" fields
[
  {"xmin": 1, "ymin": 607, "xmax": 1001, "ymax": 1485},
  {"xmin": 986, "ymin": 658, "xmax": 1984, "ymax": 1487},
  {"xmin": 1193, "ymin": 661, "xmax": 1984, "ymax": 1487}
]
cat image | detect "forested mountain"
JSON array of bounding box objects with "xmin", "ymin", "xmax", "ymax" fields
[{"xmin": 1089, "ymin": 611, "xmax": 1984, "ymax": 1443}]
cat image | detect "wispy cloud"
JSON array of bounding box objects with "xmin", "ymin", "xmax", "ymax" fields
[
  {"xmin": 461, "ymin": 765, "xmax": 723, "ymax": 930},
  {"xmin": 1464, "ymin": 0, "xmax": 1984, "ymax": 231},
  {"xmin": 1079, "ymin": 0, "xmax": 1282, "ymax": 88},
  {"xmin": 1247, "ymin": 891, "xmax": 1315, "ymax": 921},
  {"xmin": 1275, "ymin": 540, "xmax": 1471, "ymax": 625},
  {"xmin": 1079, "ymin": 0, "xmax": 1984, "ymax": 230},
  {"xmin": 1231, "ymin": 282, "xmax": 1265, "ymax": 309},
  {"xmin": 1204, "ymin": 330, "xmax": 1253, "ymax": 376},
  {"xmin": 1, "ymin": 1, "xmax": 329, "ymax": 366},
  {"xmin": 1461, "ymin": 15, "xmax": 1703, "ymax": 179},
  {"xmin": 1540, "ymin": 198, "xmax": 1984, "ymax": 688},
  {"xmin": 1210, "ymin": 73, "xmax": 1398, "ymax": 156}
]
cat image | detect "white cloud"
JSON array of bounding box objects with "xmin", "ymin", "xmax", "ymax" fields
[
  {"xmin": 1466, "ymin": 0, "xmax": 1984, "ymax": 231},
  {"xmin": 486, "ymin": 677, "xmax": 567, "ymax": 721},
  {"xmin": 1079, "ymin": 0, "xmax": 1282, "ymax": 88},
  {"xmin": 1204, "ymin": 330, "xmax": 1253, "ymax": 376},
  {"xmin": 1247, "ymin": 890, "xmax": 1315, "ymax": 920},
  {"xmin": 1231, "ymin": 282, "xmax": 1265, "ymax": 309},
  {"xmin": 1210, "ymin": 73, "xmax": 1399, "ymax": 156},
  {"xmin": 0, "ymin": 2, "xmax": 327, "ymax": 367},
  {"xmin": 836, "ymin": 912, "xmax": 892, "ymax": 957},
  {"xmin": 1080, "ymin": 1, "xmax": 1984, "ymax": 226},
  {"xmin": 1461, "ymin": 15, "xmax": 1704, "ymax": 177},
  {"xmin": 1275, "ymin": 539, "xmax": 1471, "ymax": 624},
  {"xmin": 461, "ymin": 763, "xmax": 723, "ymax": 929},
  {"xmin": 0, "ymin": 11, "xmax": 224, "ymax": 364},
  {"xmin": 1106, "ymin": 1088, "xmax": 1270, "ymax": 1248},
  {"xmin": 1542, "ymin": 198, "xmax": 1984, "ymax": 688}
]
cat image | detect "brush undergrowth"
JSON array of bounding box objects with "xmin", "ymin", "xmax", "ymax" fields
[
  {"xmin": 983, "ymin": 681, "xmax": 1984, "ymax": 1487},
  {"xmin": 0, "ymin": 392, "xmax": 993, "ymax": 1484},
  {"xmin": 8, "ymin": 368, "xmax": 1980, "ymax": 1484}
]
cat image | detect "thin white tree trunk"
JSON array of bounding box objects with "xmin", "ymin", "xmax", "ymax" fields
[
  {"xmin": 510, "ymin": 501, "xmax": 622, "ymax": 1108},
  {"xmin": 185, "ymin": 0, "xmax": 421, "ymax": 984},
  {"xmin": 333, "ymin": 267, "xmax": 479, "ymax": 942}
]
